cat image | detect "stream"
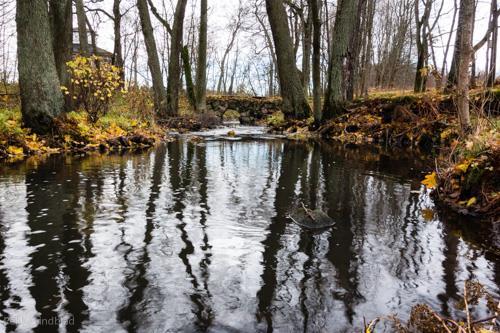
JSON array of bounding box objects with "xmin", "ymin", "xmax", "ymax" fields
[{"xmin": 0, "ymin": 127, "xmax": 498, "ymax": 332}]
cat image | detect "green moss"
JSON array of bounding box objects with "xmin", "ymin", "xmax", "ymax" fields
[
  {"xmin": 0, "ymin": 107, "xmax": 24, "ymax": 139},
  {"xmin": 267, "ymin": 111, "xmax": 286, "ymax": 128}
]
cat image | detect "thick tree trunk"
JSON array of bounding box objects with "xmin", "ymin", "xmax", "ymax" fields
[
  {"xmin": 195, "ymin": 0, "xmax": 208, "ymax": 112},
  {"xmin": 455, "ymin": 0, "xmax": 474, "ymax": 133},
  {"xmin": 265, "ymin": 0, "xmax": 311, "ymax": 119},
  {"xmin": 75, "ymin": 0, "xmax": 89, "ymax": 55},
  {"xmin": 323, "ymin": 0, "xmax": 360, "ymax": 120},
  {"xmin": 17, "ymin": 0, "xmax": 64, "ymax": 134},
  {"xmin": 49, "ymin": 0, "xmax": 72, "ymax": 87},
  {"xmin": 310, "ymin": 0, "xmax": 322, "ymax": 123},
  {"xmin": 137, "ymin": 0, "xmax": 168, "ymax": 117},
  {"xmin": 49, "ymin": 0, "xmax": 73, "ymax": 110},
  {"xmin": 166, "ymin": 0, "xmax": 188, "ymax": 117}
]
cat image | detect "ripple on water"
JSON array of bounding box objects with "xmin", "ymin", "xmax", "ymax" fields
[{"xmin": 0, "ymin": 138, "xmax": 497, "ymax": 332}]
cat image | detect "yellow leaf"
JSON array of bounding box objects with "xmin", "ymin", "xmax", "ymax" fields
[
  {"xmin": 422, "ymin": 172, "xmax": 438, "ymax": 189},
  {"xmin": 455, "ymin": 160, "xmax": 471, "ymax": 173},
  {"xmin": 7, "ymin": 146, "xmax": 24, "ymax": 156},
  {"xmin": 466, "ymin": 197, "xmax": 477, "ymax": 207},
  {"xmin": 421, "ymin": 208, "xmax": 435, "ymax": 221}
]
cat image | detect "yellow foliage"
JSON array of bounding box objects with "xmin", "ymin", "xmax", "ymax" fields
[
  {"xmin": 455, "ymin": 160, "xmax": 471, "ymax": 173},
  {"xmin": 66, "ymin": 55, "xmax": 125, "ymax": 122},
  {"xmin": 421, "ymin": 172, "xmax": 438, "ymax": 189},
  {"xmin": 7, "ymin": 146, "xmax": 24, "ymax": 156},
  {"xmin": 466, "ymin": 197, "xmax": 477, "ymax": 207}
]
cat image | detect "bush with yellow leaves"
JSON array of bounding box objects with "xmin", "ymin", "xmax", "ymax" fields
[{"xmin": 63, "ymin": 55, "xmax": 125, "ymax": 123}]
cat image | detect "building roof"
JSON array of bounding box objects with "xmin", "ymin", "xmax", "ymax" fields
[{"xmin": 72, "ymin": 43, "xmax": 113, "ymax": 57}]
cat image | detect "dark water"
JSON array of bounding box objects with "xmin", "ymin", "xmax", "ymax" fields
[{"xmin": 0, "ymin": 136, "xmax": 498, "ymax": 333}]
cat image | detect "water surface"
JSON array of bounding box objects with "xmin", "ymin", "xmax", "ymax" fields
[{"xmin": 0, "ymin": 136, "xmax": 498, "ymax": 332}]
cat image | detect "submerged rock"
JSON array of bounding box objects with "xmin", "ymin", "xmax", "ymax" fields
[{"xmin": 287, "ymin": 204, "xmax": 336, "ymax": 230}]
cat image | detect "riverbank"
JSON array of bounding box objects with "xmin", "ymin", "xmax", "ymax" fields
[
  {"xmin": 267, "ymin": 88, "xmax": 500, "ymax": 219},
  {"xmin": 0, "ymin": 105, "xmax": 164, "ymax": 163},
  {"xmin": 341, "ymin": 90, "xmax": 499, "ymax": 219}
]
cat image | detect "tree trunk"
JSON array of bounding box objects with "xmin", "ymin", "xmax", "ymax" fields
[
  {"xmin": 447, "ymin": 0, "xmax": 470, "ymax": 89},
  {"xmin": 345, "ymin": 0, "xmax": 366, "ymax": 100},
  {"xmin": 414, "ymin": 0, "xmax": 432, "ymax": 93},
  {"xmin": 359, "ymin": 0, "xmax": 375, "ymax": 97},
  {"xmin": 49, "ymin": 0, "xmax": 72, "ymax": 86},
  {"xmin": 455, "ymin": 0, "xmax": 474, "ymax": 134},
  {"xmin": 265, "ymin": 0, "xmax": 311, "ymax": 119},
  {"xmin": 268, "ymin": 62, "xmax": 274, "ymax": 96},
  {"xmin": 195, "ymin": 0, "xmax": 208, "ymax": 112},
  {"xmin": 75, "ymin": 0, "xmax": 89, "ymax": 55},
  {"xmin": 310, "ymin": 0, "xmax": 322, "ymax": 123},
  {"xmin": 49, "ymin": 0, "xmax": 73, "ymax": 110},
  {"xmin": 17, "ymin": 0, "xmax": 64, "ymax": 134},
  {"xmin": 302, "ymin": 5, "xmax": 312, "ymax": 96},
  {"xmin": 182, "ymin": 45, "xmax": 196, "ymax": 108},
  {"xmin": 166, "ymin": 0, "xmax": 188, "ymax": 117},
  {"xmin": 137, "ymin": 0, "xmax": 168, "ymax": 117},
  {"xmin": 112, "ymin": 0, "xmax": 125, "ymax": 85},
  {"xmin": 469, "ymin": 1, "xmax": 477, "ymax": 88},
  {"xmin": 323, "ymin": 0, "xmax": 360, "ymax": 120},
  {"xmin": 487, "ymin": 0, "xmax": 498, "ymax": 87}
]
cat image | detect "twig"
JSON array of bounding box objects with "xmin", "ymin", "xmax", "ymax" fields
[
  {"xmin": 464, "ymin": 282, "xmax": 472, "ymax": 333},
  {"xmin": 301, "ymin": 202, "xmax": 316, "ymax": 222},
  {"xmin": 471, "ymin": 315, "xmax": 497, "ymax": 325},
  {"xmin": 432, "ymin": 312, "xmax": 452, "ymax": 333}
]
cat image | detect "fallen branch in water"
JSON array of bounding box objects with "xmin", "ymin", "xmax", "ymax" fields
[{"xmin": 301, "ymin": 202, "xmax": 316, "ymax": 222}]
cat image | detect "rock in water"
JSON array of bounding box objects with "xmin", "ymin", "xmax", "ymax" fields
[{"xmin": 288, "ymin": 206, "xmax": 335, "ymax": 230}]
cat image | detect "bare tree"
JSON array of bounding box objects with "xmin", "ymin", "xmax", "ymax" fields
[
  {"xmin": 195, "ymin": 0, "xmax": 208, "ymax": 111},
  {"xmin": 165, "ymin": 0, "xmax": 188, "ymax": 116},
  {"xmin": 75, "ymin": 0, "xmax": 90, "ymax": 55},
  {"xmin": 217, "ymin": 1, "xmax": 245, "ymax": 94},
  {"xmin": 454, "ymin": 0, "xmax": 474, "ymax": 133},
  {"xmin": 265, "ymin": 0, "xmax": 311, "ymax": 119},
  {"xmin": 323, "ymin": 0, "xmax": 360, "ymax": 119},
  {"xmin": 487, "ymin": 0, "xmax": 498, "ymax": 87},
  {"xmin": 414, "ymin": 0, "xmax": 433, "ymax": 93},
  {"xmin": 310, "ymin": 0, "xmax": 322, "ymax": 123},
  {"xmin": 137, "ymin": 0, "xmax": 168, "ymax": 117}
]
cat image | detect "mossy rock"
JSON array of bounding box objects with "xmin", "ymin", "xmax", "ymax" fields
[{"xmin": 288, "ymin": 207, "xmax": 336, "ymax": 230}]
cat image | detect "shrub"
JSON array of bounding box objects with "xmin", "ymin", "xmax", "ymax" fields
[
  {"xmin": 64, "ymin": 55, "xmax": 125, "ymax": 123},
  {"xmin": 124, "ymin": 86, "xmax": 155, "ymax": 122},
  {"xmin": 0, "ymin": 107, "xmax": 23, "ymax": 140}
]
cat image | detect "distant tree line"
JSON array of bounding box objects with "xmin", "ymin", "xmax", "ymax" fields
[{"xmin": 11, "ymin": 0, "xmax": 500, "ymax": 134}]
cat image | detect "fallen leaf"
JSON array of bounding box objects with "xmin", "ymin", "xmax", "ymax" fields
[
  {"xmin": 421, "ymin": 208, "xmax": 435, "ymax": 221},
  {"xmin": 466, "ymin": 197, "xmax": 477, "ymax": 207},
  {"xmin": 421, "ymin": 172, "xmax": 438, "ymax": 189}
]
